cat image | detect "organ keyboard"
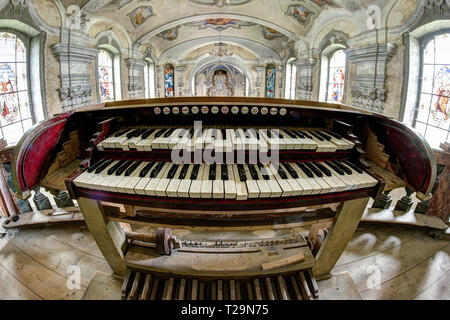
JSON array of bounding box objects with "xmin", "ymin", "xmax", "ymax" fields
[{"xmin": 11, "ymin": 97, "xmax": 436, "ymax": 299}]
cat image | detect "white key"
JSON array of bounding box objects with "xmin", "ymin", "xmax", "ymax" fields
[
  {"xmin": 115, "ymin": 161, "xmax": 146, "ymax": 193},
  {"xmin": 189, "ymin": 164, "xmax": 204, "ymax": 198},
  {"xmin": 295, "ymin": 163, "xmax": 322, "ymax": 195},
  {"xmin": 224, "ymin": 164, "xmax": 237, "ymax": 199},
  {"xmin": 267, "ymin": 164, "xmax": 293, "ymax": 197},
  {"xmin": 84, "ymin": 160, "xmax": 120, "ymax": 190},
  {"xmin": 134, "ymin": 162, "xmax": 157, "ymax": 195},
  {"xmin": 200, "ymin": 164, "xmax": 213, "ymax": 199},
  {"xmin": 144, "ymin": 162, "xmax": 171, "ymax": 196},
  {"xmin": 135, "ymin": 129, "xmax": 159, "ymax": 151},
  {"xmin": 177, "ymin": 164, "xmax": 194, "ymax": 198},
  {"xmin": 289, "ymin": 162, "xmax": 314, "ymax": 195},
  {"xmin": 123, "ymin": 162, "xmax": 150, "ymax": 194},
  {"xmin": 165, "ymin": 164, "xmax": 185, "ymax": 197},
  {"xmin": 258, "ymin": 164, "xmax": 282, "ymax": 198},
  {"xmin": 212, "ymin": 164, "xmax": 224, "ymax": 199},
  {"xmin": 232, "ymin": 164, "xmax": 248, "ymax": 200},
  {"xmin": 319, "ymin": 162, "xmax": 349, "ymax": 192},
  {"xmin": 168, "ymin": 129, "xmax": 184, "ymax": 150},
  {"xmin": 155, "ymin": 163, "xmax": 178, "ymax": 196},
  {"xmin": 280, "ymin": 130, "xmax": 301, "ymax": 150},
  {"xmin": 279, "ymin": 163, "xmax": 303, "ymax": 196},
  {"xmin": 243, "ymin": 164, "xmax": 260, "ymax": 198},
  {"xmin": 252, "ymin": 164, "xmax": 272, "ymax": 198}
]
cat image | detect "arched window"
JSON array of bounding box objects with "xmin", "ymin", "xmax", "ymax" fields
[
  {"xmin": 325, "ymin": 49, "xmax": 346, "ymax": 103},
  {"xmin": 413, "ymin": 32, "xmax": 450, "ymax": 147},
  {"xmin": 0, "ymin": 32, "xmax": 33, "ymax": 145},
  {"xmin": 284, "ymin": 57, "xmax": 297, "ymax": 99},
  {"xmin": 164, "ymin": 64, "xmax": 175, "ymax": 97},
  {"xmin": 265, "ymin": 64, "xmax": 276, "ymax": 98},
  {"xmin": 98, "ymin": 49, "xmax": 115, "ymax": 102},
  {"xmin": 144, "ymin": 58, "xmax": 155, "ymax": 99}
]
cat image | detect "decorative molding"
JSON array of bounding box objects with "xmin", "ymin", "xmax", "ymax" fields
[
  {"xmin": 126, "ymin": 58, "xmax": 146, "ymax": 99},
  {"xmin": 347, "ymin": 43, "xmax": 397, "ymax": 113},
  {"xmin": 189, "ymin": 0, "xmax": 252, "ymax": 7},
  {"xmin": 294, "ymin": 58, "xmax": 316, "ymax": 100},
  {"xmin": 51, "ymin": 44, "xmax": 98, "ymax": 111},
  {"xmin": 319, "ymin": 29, "xmax": 349, "ymax": 51}
]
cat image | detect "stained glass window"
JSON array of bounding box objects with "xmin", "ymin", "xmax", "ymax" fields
[
  {"xmin": 164, "ymin": 64, "xmax": 175, "ymax": 97},
  {"xmin": 326, "ymin": 50, "xmax": 346, "ymax": 103},
  {"xmin": 144, "ymin": 60, "xmax": 155, "ymax": 99},
  {"xmin": 0, "ymin": 32, "xmax": 32, "ymax": 145},
  {"xmin": 98, "ymin": 50, "xmax": 115, "ymax": 102},
  {"xmin": 414, "ymin": 33, "xmax": 450, "ymax": 148},
  {"xmin": 265, "ymin": 64, "xmax": 276, "ymax": 98}
]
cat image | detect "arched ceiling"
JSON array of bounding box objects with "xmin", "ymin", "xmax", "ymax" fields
[{"xmin": 62, "ymin": 0, "xmax": 394, "ymax": 60}]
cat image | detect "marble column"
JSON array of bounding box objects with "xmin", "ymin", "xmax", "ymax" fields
[
  {"xmin": 346, "ymin": 43, "xmax": 397, "ymax": 113},
  {"xmin": 126, "ymin": 59, "xmax": 146, "ymax": 100},
  {"xmin": 294, "ymin": 58, "xmax": 316, "ymax": 101}
]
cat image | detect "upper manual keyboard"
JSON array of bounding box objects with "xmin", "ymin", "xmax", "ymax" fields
[{"xmin": 96, "ymin": 128, "xmax": 355, "ymax": 153}]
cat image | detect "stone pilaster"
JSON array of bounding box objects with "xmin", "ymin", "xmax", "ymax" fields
[
  {"xmin": 175, "ymin": 66, "xmax": 186, "ymax": 97},
  {"xmin": 156, "ymin": 66, "xmax": 164, "ymax": 98},
  {"xmin": 347, "ymin": 43, "xmax": 396, "ymax": 113},
  {"xmin": 126, "ymin": 59, "xmax": 146, "ymax": 100},
  {"xmin": 51, "ymin": 42, "xmax": 97, "ymax": 112},
  {"xmin": 294, "ymin": 58, "xmax": 316, "ymax": 100},
  {"xmin": 276, "ymin": 65, "xmax": 285, "ymax": 99},
  {"xmin": 255, "ymin": 66, "xmax": 265, "ymax": 97}
]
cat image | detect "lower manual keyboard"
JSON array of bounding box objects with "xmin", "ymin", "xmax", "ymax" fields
[{"xmin": 73, "ymin": 159, "xmax": 378, "ymax": 200}]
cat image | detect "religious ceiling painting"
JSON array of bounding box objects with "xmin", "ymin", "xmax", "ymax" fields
[
  {"xmin": 307, "ymin": 0, "xmax": 339, "ymax": 8},
  {"xmin": 285, "ymin": 5, "xmax": 313, "ymax": 25},
  {"xmin": 107, "ymin": 0, "xmax": 133, "ymax": 9},
  {"xmin": 128, "ymin": 6, "xmax": 154, "ymax": 28},
  {"xmin": 189, "ymin": 0, "xmax": 252, "ymax": 6},
  {"xmin": 262, "ymin": 27, "xmax": 285, "ymax": 40},
  {"xmin": 185, "ymin": 18, "xmax": 255, "ymax": 31},
  {"xmin": 156, "ymin": 26, "xmax": 180, "ymax": 41}
]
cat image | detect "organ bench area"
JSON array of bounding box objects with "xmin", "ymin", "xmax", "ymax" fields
[{"xmin": 11, "ymin": 97, "xmax": 436, "ymax": 300}]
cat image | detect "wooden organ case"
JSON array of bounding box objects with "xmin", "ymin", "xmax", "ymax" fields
[{"xmin": 11, "ymin": 97, "xmax": 436, "ymax": 300}]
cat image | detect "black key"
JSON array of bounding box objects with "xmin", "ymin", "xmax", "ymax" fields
[
  {"xmin": 167, "ymin": 164, "xmax": 179, "ymax": 179},
  {"xmin": 221, "ymin": 129, "xmax": 227, "ymax": 140},
  {"xmin": 284, "ymin": 130, "xmax": 297, "ymax": 139},
  {"xmin": 257, "ymin": 163, "xmax": 270, "ymax": 180},
  {"xmin": 139, "ymin": 161, "xmax": 156, "ymax": 177},
  {"xmin": 126, "ymin": 129, "xmax": 140, "ymax": 139},
  {"xmin": 309, "ymin": 131, "xmax": 324, "ymax": 141},
  {"xmin": 150, "ymin": 162, "xmax": 165, "ymax": 178},
  {"xmin": 209, "ymin": 164, "xmax": 216, "ymax": 180},
  {"xmin": 107, "ymin": 160, "xmax": 126, "ymax": 175},
  {"xmin": 278, "ymin": 165, "xmax": 288, "ymax": 179},
  {"xmin": 297, "ymin": 163, "xmax": 314, "ymax": 178},
  {"xmin": 234, "ymin": 130, "xmax": 241, "ymax": 138},
  {"xmin": 304, "ymin": 162, "xmax": 323, "ymax": 177},
  {"xmin": 293, "ymin": 130, "xmax": 305, "ymax": 138},
  {"xmin": 87, "ymin": 159, "xmax": 107, "ymax": 173},
  {"xmin": 94, "ymin": 159, "xmax": 114, "ymax": 174},
  {"xmin": 188, "ymin": 128, "xmax": 195, "ymax": 138},
  {"xmin": 283, "ymin": 163, "xmax": 299, "ymax": 179},
  {"xmin": 301, "ymin": 131, "xmax": 313, "ymax": 139},
  {"xmin": 154, "ymin": 129, "xmax": 167, "ymax": 138},
  {"xmin": 248, "ymin": 164, "xmax": 259, "ymax": 180},
  {"xmin": 314, "ymin": 163, "xmax": 332, "ymax": 177},
  {"xmin": 211, "ymin": 129, "xmax": 218, "ymax": 139},
  {"xmin": 266, "ymin": 130, "xmax": 272, "ymax": 138},
  {"xmin": 237, "ymin": 164, "xmax": 247, "ymax": 182},
  {"xmin": 190, "ymin": 164, "xmax": 200, "ymax": 180},
  {"xmin": 163, "ymin": 128, "xmax": 175, "ymax": 138},
  {"xmin": 221, "ymin": 164, "xmax": 228, "ymax": 180},
  {"xmin": 141, "ymin": 129, "xmax": 156, "ymax": 139},
  {"xmin": 178, "ymin": 164, "xmax": 189, "ymax": 179},
  {"xmin": 326, "ymin": 130, "xmax": 342, "ymax": 139},
  {"xmin": 125, "ymin": 161, "xmax": 142, "ymax": 176},
  {"xmin": 114, "ymin": 129, "xmax": 128, "ymax": 137},
  {"xmin": 315, "ymin": 131, "xmax": 332, "ymax": 141},
  {"xmin": 332, "ymin": 160, "xmax": 352, "ymax": 174},
  {"xmin": 343, "ymin": 160, "xmax": 363, "ymax": 174},
  {"xmin": 326, "ymin": 161, "xmax": 345, "ymax": 175},
  {"xmin": 115, "ymin": 160, "xmax": 134, "ymax": 176}
]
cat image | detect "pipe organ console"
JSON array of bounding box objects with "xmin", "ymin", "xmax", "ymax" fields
[{"xmin": 11, "ymin": 97, "xmax": 436, "ymax": 300}]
